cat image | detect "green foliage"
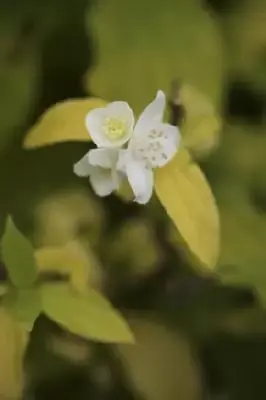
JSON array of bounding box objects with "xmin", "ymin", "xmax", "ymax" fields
[
  {"xmin": 178, "ymin": 84, "xmax": 221, "ymax": 160},
  {"xmin": 209, "ymin": 124, "xmax": 266, "ymax": 307},
  {"xmin": 23, "ymin": 97, "xmax": 106, "ymax": 149},
  {"xmin": 155, "ymin": 148, "xmax": 220, "ymax": 269},
  {"xmin": 0, "ymin": 9, "xmax": 41, "ymax": 152},
  {"xmin": 41, "ymin": 282, "xmax": 134, "ymax": 343},
  {"xmin": 0, "ymin": 284, "xmax": 8, "ymax": 297},
  {"xmin": 0, "ymin": 307, "xmax": 28, "ymax": 399},
  {"xmin": 0, "ymin": 216, "xmax": 133, "ymax": 343},
  {"xmin": 2, "ymin": 286, "xmax": 41, "ymax": 331},
  {"xmin": 87, "ymin": 0, "xmax": 223, "ymax": 111},
  {"xmin": 2, "ymin": 216, "xmax": 38, "ymax": 288}
]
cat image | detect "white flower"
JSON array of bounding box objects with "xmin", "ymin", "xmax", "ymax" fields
[
  {"xmin": 85, "ymin": 101, "xmax": 134, "ymax": 148},
  {"xmin": 117, "ymin": 91, "xmax": 181, "ymax": 204},
  {"xmin": 74, "ymin": 90, "xmax": 180, "ymax": 203},
  {"xmin": 73, "ymin": 148, "xmax": 122, "ymax": 197}
]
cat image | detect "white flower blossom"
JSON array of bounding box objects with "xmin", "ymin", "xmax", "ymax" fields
[
  {"xmin": 73, "ymin": 148, "xmax": 122, "ymax": 197},
  {"xmin": 117, "ymin": 91, "xmax": 181, "ymax": 204},
  {"xmin": 85, "ymin": 101, "xmax": 134, "ymax": 148},
  {"xmin": 74, "ymin": 90, "xmax": 181, "ymax": 203}
]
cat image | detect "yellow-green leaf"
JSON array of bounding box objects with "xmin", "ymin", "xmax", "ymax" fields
[
  {"xmin": 86, "ymin": 0, "xmax": 222, "ymax": 112},
  {"xmin": 180, "ymin": 84, "xmax": 222, "ymax": 159},
  {"xmin": 35, "ymin": 240, "xmax": 102, "ymax": 292},
  {"xmin": 216, "ymin": 194, "xmax": 266, "ymax": 307},
  {"xmin": 155, "ymin": 149, "xmax": 220, "ymax": 270},
  {"xmin": 2, "ymin": 216, "xmax": 37, "ymax": 287},
  {"xmin": 0, "ymin": 284, "xmax": 8, "ymax": 297},
  {"xmin": 23, "ymin": 97, "xmax": 107, "ymax": 149},
  {"xmin": 115, "ymin": 317, "xmax": 202, "ymax": 400},
  {"xmin": 0, "ymin": 307, "xmax": 29, "ymax": 399},
  {"xmin": 0, "ymin": 21, "xmax": 39, "ymax": 153},
  {"xmin": 41, "ymin": 283, "xmax": 134, "ymax": 343},
  {"xmin": 3, "ymin": 286, "xmax": 41, "ymax": 331}
]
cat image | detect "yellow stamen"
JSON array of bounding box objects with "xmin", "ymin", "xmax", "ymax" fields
[{"xmin": 103, "ymin": 117, "xmax": 127, "ymax": 140}]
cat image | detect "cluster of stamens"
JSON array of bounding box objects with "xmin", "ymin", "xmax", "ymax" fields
[
  {"xmin": 103, "ymin": 117, "xmax": 127, "ymax": 140},
  {"xmin": 134, "ymin": 129, "xmax": 168, "ymax": 167}
]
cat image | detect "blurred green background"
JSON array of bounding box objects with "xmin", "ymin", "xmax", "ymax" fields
[{"xmin": 1, "ymin": 0, "xmax": 266, "ymax": 399}]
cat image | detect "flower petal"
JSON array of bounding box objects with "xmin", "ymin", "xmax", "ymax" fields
[
  {"xmin": 106, "ymin": 101, "xmax": 134, "ymax": 130},
  {"xmin": 104, "ymin": 101, "xmax": 134, "ymax": 146},
  {"xmin": 134, "ymin": 91, "xmax": 166, "ymax": 136},
  {"xmin": 85, "ymin": 107, "xmax": 107, "ymax": 147},
  {"xmin": 88, "ymin": 148, "xmax": 119, "ymax": 168},
  {"xmin": 85, "ymin": 102, "xmax": 134, "ymax": 148},
  {"xmin": 73, "ymin": 152, "xmax": 91, "ymax": 177},
  {"xmin": 89, "ymin": 167, "xmax": 118, "ymax": 197},
  {"xmin": 131, "ymin": 123, "xmax": 181, "ymax": 168},
  {"xmin": 120, "ymin": 152, "xmax": 154, "ymax": 204},
  {"xmin": 116, "ymin": 149, "xmax": 128, "ymax": 173}
]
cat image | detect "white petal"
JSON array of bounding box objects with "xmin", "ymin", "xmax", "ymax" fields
[
  {"xmin": 73, "ymin": 152, "xmax": 91, "ymax": 177},
  {"xmin": 85, "ymin": 107, "xmax": 108, "ymax": 147},
  {"xmin": 89, "ymin": 167, "xmax": 117, "ymax": 197},
  {"xmin": 134, "ymin": 90, "xmax": 166, "ymax": 136},
  {"xmin": 85, "ymin": 102, "xmax": 134, "ymax": 148},
  {"xmin": 116, "ymin": 149, "xmax": 128, "ymax": 173},
  {"xmin": 123, "ymin": 153, "xmax": 154, "ymax": 204},
  {"xmin": 111, "ymin": 169, "xmax": 124, "ymax": 190},
  {"xmin": 88, "ymin": 148, "xmax": 119, "ymax": 168},
  {"xmin": 106, "ymin": 101, "xmax": 134, "ymax": 129},
  {"xmin": 131, "ymin": 123, "xmax": 181, "ymax": 168},
  {"xmin": 104, "ymin": 101, "xmax": 135, "ymax": 146}
]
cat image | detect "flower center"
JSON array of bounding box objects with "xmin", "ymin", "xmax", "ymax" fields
[{"xmin": 103, "ymin": 117, "xmax": 127, "ymax": 141}]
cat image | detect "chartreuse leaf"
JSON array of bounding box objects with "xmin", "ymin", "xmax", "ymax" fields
[
  {"xmin": 155, "ymin": 148, "xmax": 220, "ymax": 270},
  {"xmin": 2, "ymin": 286, "xmax": 41, "ymax": 332},
  {"xmin": 179, "ymin": 84, "xmax": 222, "ymax": 160},
  {"xmin": 86, "ymin": 0, "xmax": 222, "ymax": 112},
  {"xmin": 0, "ymin": 284, "xmax": 8, "ymax": 297},
  {"xmin": 0, "ymin": 16, "xmax": 39, "ymax": 154},
  {"xmin": 41, "ymin": 282, "xmax": 134, "ymax": 343},
  {"xmin": 0, "ymin": 307, "xmax": 29, "ymax": 399},
  {"xmin": 2, "ymin": 216, "xmax": 37, "ymax": 288},
  {"xmin": 216, "ymin": 193, "xmax": 266, "ymax": 307},
  {"xmin": 23, "ymin": 97, "xmax": 107, "ymax": 149},
  {"xmin": 115, "ymin": 317, "xmax": 202, "ymax": 400},
  {"xmin": 34, "ymin": 240, "xmax": 102, "ymax": 293}
]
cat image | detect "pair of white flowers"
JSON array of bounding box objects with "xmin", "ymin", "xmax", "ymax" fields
[{"xmin": 73, "ymin": 90, "xmax": 181, "ymax": 204}]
